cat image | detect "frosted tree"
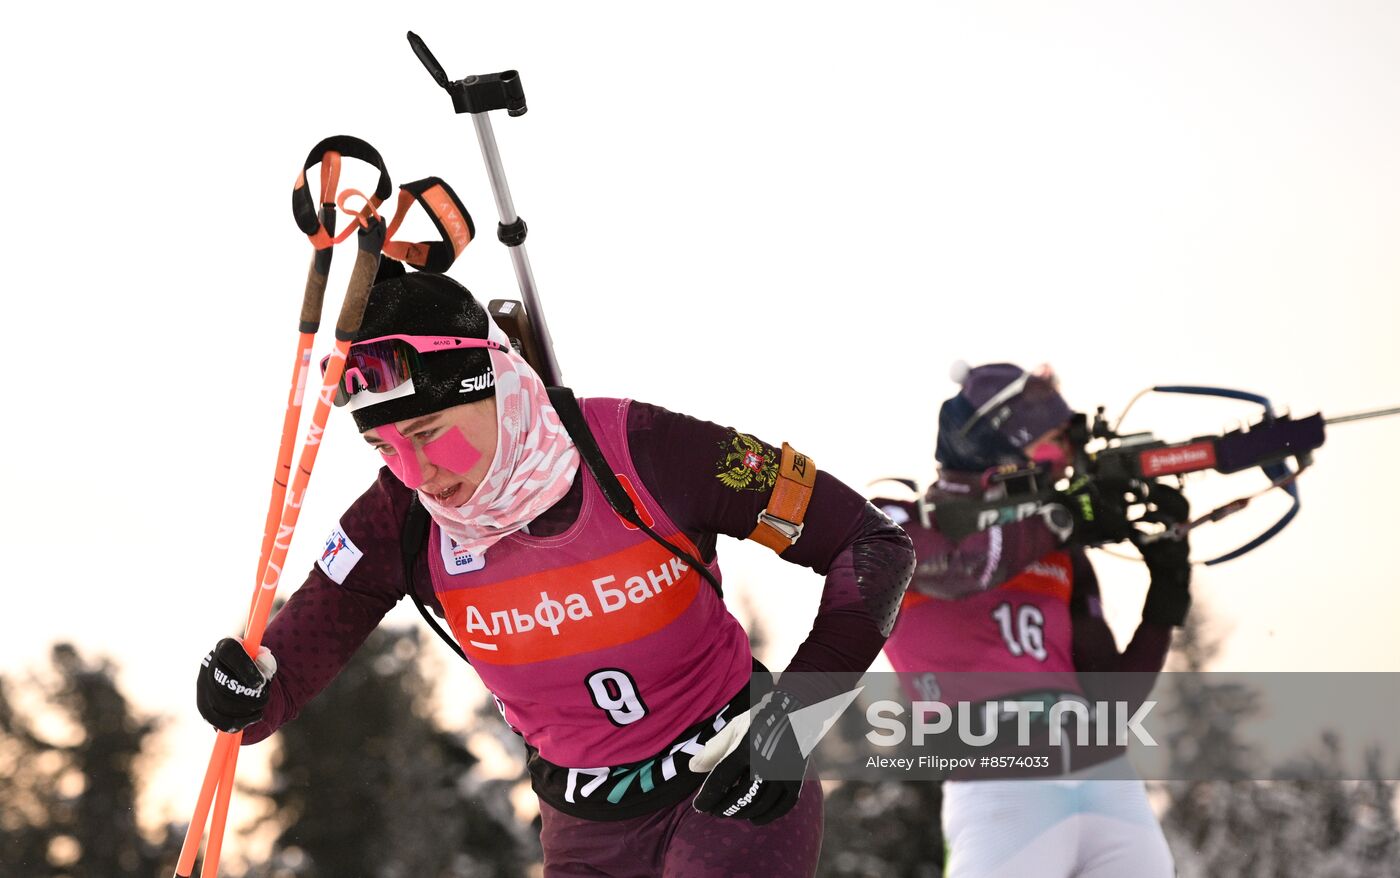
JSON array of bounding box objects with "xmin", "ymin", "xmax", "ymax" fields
[{"xmin": 1158, "ymin": 610, "xmax": 1400, "ymax": 876}]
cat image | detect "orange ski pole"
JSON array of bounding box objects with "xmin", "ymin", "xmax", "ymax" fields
[
  {"xmin": 184, "ymin": 244, "xmax": 382, "ymax": 878},
  {"xmin": 175, "ymin": 137, "xmax": 389, "ymax": 878},
  {"xmin": 173, "ymin": 148, "xmax": 341, "ymax": 878},
  {"xmin": 249, "ymin": 150, "xmax": 342, "ymax": 623},
  {"xmin": 196, "ymin": 230, "xmax": 383, "ymax": 878}
]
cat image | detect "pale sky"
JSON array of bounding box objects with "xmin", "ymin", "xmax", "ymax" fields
[{"xmin": 3, "ymin": 0, "xmax": 1398, "ymax": 849}]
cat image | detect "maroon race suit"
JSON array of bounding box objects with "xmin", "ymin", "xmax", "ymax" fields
[
  {"xmin": 241, "ymin": 399, "xmax": 913, "ymax": 876},
  {"xmin": 875, "ymin": 472, "xmax": 1172, "ymax": 777}
]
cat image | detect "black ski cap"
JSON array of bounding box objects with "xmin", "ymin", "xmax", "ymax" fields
[{"xmin": 350, "ymin": 267, "xmax": 495, "ymax": 433}]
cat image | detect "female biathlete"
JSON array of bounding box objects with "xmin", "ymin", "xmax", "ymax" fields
[
  {"xmin": 195, "ymin": 263, "xmax": 914, "ymax": 877},
  {"xmin": 873, "ymin": 362, "xmax": 1189, "ymax": 878}
]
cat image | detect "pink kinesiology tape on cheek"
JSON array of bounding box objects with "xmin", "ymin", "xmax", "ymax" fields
[
  {"xmin": 376, "ymin": 424, "xmax": 482, "ymax": 490},
  {"xmin": 422, "ymin": 428, "xmax": 482, "ymax": 474},
  {"xmin": 378, "ymin": 424, "xmax": 425, "ymax": 489}
]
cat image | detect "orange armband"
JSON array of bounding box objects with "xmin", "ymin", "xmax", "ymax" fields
[{"xmin": 748, "ymin": 443, "xmax": 817, "ymax": 553}]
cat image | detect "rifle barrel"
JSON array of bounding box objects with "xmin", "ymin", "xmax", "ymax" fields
[{"xmin": 1325, "ymin": 406, "xmax": 1400, "ymax": 425}]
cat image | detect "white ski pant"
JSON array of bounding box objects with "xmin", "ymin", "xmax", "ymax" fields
[{"xmin": 942, "ymin": 757, "xmax": 1174, "ymax": 878}]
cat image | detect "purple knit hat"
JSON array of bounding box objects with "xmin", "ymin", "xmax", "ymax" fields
[
  {"xmin": 936, "ymin": 362, "xmax": 1073, "ymax": 471},
  {"xmin": 955, "ymin": 361, "xmax": 1072, "ymax": 448}
]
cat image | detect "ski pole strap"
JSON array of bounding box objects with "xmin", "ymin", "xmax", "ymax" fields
[
  {"xmin": 402, "ymin": 496, "xmax": 469, "ymax": 663},
  {"xmin": 748, "ymin": 443, "xmax": 817, "ymax": 553},
  {"xmin": 292, "ymin": 135, "xmax": 392, "ymax": 249},
  {"xmin": 546, "ymin": 387, "xmax": 723, "ymax": 598},
  {"xmin": 382, "ymin": 177, "xmax": 476, "ymax": 271}
]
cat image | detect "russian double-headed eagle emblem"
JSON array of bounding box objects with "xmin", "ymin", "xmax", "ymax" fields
[{"xmin": 715, "ymin": 432, "xmax": 780, "ymax": 492}]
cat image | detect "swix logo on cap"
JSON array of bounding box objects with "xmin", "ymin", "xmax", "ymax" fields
[
  {"xmin": 440, "ymin": 529, "xmax": 487, "ymax": 574},
  {"xmin": 460, "ymin": 372, "xmax": 495, "ymax": 394},
  {"xmin": 317, "ymin": 524, "xmax": 363, "ymax": 585}
]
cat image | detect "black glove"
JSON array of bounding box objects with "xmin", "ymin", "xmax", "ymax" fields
[
  {"xmin": 691, "ymin": 689, "xmax": 808, "ymax": 825},
  {"xmin": 1053, "ymin": 477, "xmax": 1134, "ymax": 546},
  {"xmin": 1135, "ymin": 482, "xmax": 1193, "ymax": 627},
  {"xmin": 196, "ymin": 637, "xmax": 277, "ymax": 733}
]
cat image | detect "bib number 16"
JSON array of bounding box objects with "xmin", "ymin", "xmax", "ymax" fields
[{"xmin": 991, "ymin": 601, "xmax": 1047, "ymax": 662}]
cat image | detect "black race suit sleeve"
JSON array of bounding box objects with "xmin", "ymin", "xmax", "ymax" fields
[{"xmin": 242, "ymin": 469, "xmax": 420, "ymax": 745}]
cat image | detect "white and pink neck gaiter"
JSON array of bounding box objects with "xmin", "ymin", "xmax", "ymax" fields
[{"xmin": 417, "ymin": 319, "xmax": 580, "ymax": 557}]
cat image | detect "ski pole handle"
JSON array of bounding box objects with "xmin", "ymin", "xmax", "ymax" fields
[
  {"xmin": 336, "ymin": 220, "xmax": 386, "ymax": 339},
  {"xmin": 294, "ymin": 148, "xmax": 342, "ymax": 331}
]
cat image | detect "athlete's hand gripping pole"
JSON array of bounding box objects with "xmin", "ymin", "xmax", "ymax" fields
[
  {"xmin": 407, "ymin": 31, "xmax": 562, "ymax": 386},
  {"xmin": 174, "ymin": 138, "xmax": 389, "ymax": 878}
]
